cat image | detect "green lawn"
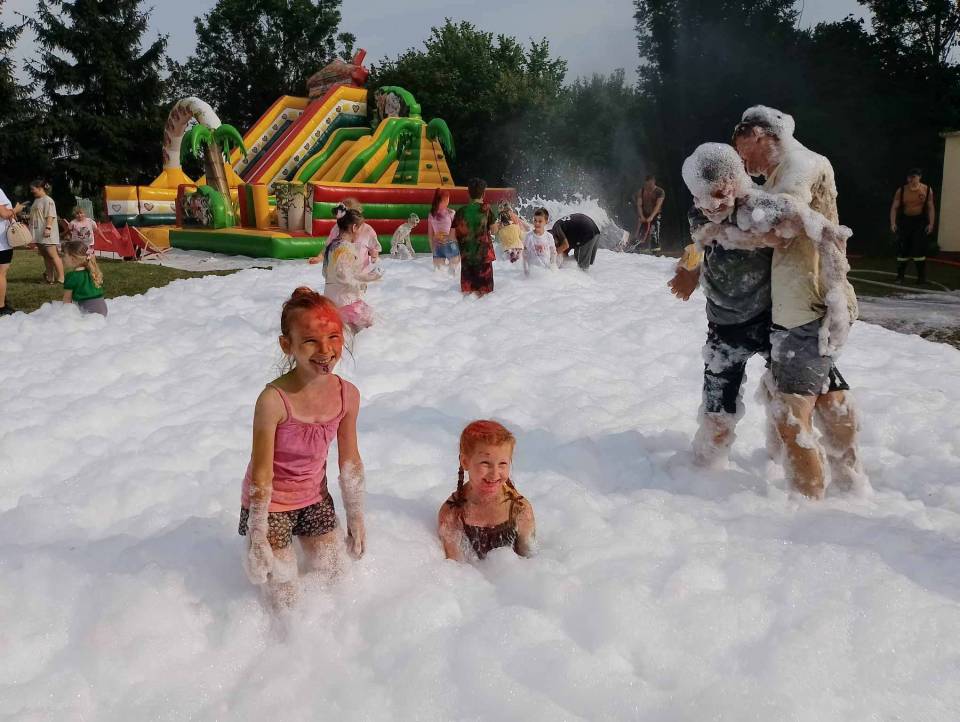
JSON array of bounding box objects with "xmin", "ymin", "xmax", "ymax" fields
[{"xmin": 4, "ymin": 249, "xmax": 238, "ymax": 313}]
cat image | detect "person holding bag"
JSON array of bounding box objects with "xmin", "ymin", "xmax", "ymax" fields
[{"xmin": 0, "ymin": 186, "xmax": 26, "ymax": 316}]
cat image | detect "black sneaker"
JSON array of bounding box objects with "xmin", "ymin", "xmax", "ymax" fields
[{"xmin": 0, "ymin": 305, "xmax": 15, "ymax": 316}]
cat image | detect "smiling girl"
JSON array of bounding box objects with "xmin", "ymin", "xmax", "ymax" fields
[
  {"xmin": 239, "ymin": 287, "xmax": 366, "ymax": 609},
  {"xmin": 438, "ymin": 420, "xmax": 536, "ymax": 561}
]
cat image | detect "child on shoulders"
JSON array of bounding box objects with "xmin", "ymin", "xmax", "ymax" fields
[
  {"xmin": 240, "ymin": 287, "xmax": 366, "ymax": 610},
  {"xmin": 438, "ymin": 420, "xmax": 536, "ymax": 561}
]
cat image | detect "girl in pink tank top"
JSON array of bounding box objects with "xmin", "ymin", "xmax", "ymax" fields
[{"xmin": 240, "ymin": 286, "xmax": 367, "ymax": 610}]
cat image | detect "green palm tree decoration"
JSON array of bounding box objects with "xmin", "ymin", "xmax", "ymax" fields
[
  {"xmin": 426, "ymin": 118, "xmax": 456, "ymax": 160},
  {"xmin": 181, "ymin": 123, "xmax": 247, "ymax": 199}
]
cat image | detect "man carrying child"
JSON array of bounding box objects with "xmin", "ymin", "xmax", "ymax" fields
[{"xmin": 672, "ymin": 107, "xmax": 868, "ymax": 499}]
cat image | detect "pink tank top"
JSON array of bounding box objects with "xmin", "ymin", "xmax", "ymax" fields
[{"xmin": 241, "ymin": 380, "xmax": 347, "ymax": 512}]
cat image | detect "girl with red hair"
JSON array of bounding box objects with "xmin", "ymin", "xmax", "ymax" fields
[{"xmin": 438, "ymin": 420, "xmax": 536, "ymax": 561}]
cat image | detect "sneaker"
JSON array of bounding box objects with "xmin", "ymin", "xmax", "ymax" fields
[{"xmin": 0, "ymin": 305, "xmax": 15, "ymax": 316}]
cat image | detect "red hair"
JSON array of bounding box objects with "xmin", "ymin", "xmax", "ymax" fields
[
  {"xmin": 430, "ymin": 188, "xmax": 450, "ymax": 217},
  {"xmin": 280, "ymin": 286, "xmax": 343, "ymax": 336},
  {"xmin": 456, "ymin": 419, "xmax": 516, "ymax": 496},
  {"xmin": 459, "ymin": 419, "xmax": 516, "ymax": 458}
]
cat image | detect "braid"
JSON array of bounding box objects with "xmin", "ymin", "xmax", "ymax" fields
[{"xmin": 456, "ymin": 465, "xmax": 464, "ymax": 495}]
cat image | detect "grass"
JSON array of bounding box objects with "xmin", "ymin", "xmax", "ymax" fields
[{"xmin": 4, "ymin": 249, "xmax": 238, "ymax": 314}]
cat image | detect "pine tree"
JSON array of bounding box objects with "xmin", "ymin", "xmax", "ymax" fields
[
  {"xmin": 28, "ymin": 0, "xmax": 168, "ymax": 204},
  {"xmin": 170, "ymin": 0, "xmax": 356, "ymax": 131},
  {"xmin": 0, "ymin": 3, "xmax": 40, "ymax": 197}
]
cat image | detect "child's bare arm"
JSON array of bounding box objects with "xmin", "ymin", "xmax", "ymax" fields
[
  {"xmin": 337, "ymin": 382, "xmax": 365, "ymax": 557},
  {"xmin": 515, "ymin": 502, "xmax": 537, "ymax": 557},
  {"xmin": 438, "ymin": 504, "xmax": 464, "ymax": 561},
  {"xmin": 245, "ymin": 388, "xmax": 285, "ymax": 583},
  {"xmin": 63, "ymin": 289, "xmax": 73, "ymax": 303}
]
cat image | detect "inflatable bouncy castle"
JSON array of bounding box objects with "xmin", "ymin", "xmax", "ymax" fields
[{"xmin": 104, "ymin": 51, "xmax": 517, "ymax": 258}]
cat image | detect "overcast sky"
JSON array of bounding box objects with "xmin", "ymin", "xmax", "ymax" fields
[{"xmin": 5, "ymin": 0, "xmax": 867, "ymax": 83}]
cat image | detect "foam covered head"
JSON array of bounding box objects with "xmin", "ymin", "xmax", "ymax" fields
[
  {"xmin": 681, "ymin": 143, "xmax": 752, "ymax": 200},
  {"xmin": 740, "ymin": 105, "xmax": 795, "ymax": 139}
]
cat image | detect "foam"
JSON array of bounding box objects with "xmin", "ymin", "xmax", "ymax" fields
[{"xmin": 2, "ymin": 251, "xmax": 960, "ymax": 719}]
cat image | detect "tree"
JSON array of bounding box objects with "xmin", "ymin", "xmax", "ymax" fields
[
  {"xmin": 857, "ymin": 1, "xmax": 960, "ymax": 241},
  {"xmin": 27, "ymin": 0, "xmax": 168, "ymax": 207},
  {"xmin": 0, "ymin": 3, "xmax": 39, "ymax": 197},
  {"xmin": 369, "ymin": 20, "xmax": 567, "ymax": 187},
  {"xmin": 170, "ymin": 0, "xmax": 356, "ymax": 130},
  {"xmin": 860, "ymin": 0, "xmax": 960, "ymax": 71},
  {"xmin": 633, "ymin": 0, "xmax": 804, "ymax": 237}
]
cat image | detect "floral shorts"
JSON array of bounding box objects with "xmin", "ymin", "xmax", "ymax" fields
[{"xmin": 238, "ymin": 493, "xmax": 338, "ymax": 548}]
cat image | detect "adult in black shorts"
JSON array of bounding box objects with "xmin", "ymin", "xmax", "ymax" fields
[
  {"xmin": 0, "ymin": 188, "xmax": 26, "ymax": 316},
  {"xmin": 550, "ymin": 213, "xmax": 601, "ymax": 270},
  {"xmin": 889, "ymin": 168, "xmax": 936, "ymax": 284}
]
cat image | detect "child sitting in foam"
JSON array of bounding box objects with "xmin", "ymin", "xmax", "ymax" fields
[
  {"xmin": 522, "ymin": 207, "xmax": 558, "ymax": 275},
  {"xmin": 389, "ymin": 213, "xmax": 418, "ymax": 260},
  {"xmin": 495, "ymin": 202, "xmax": 529, "ymax": 263},
  {"xmin": 682, "ymin": 143, "xmax": 856, "ymax": 356},
  {"xmin": 322, "ymin": 209, "xmax": 383, "ymax": 333},
  {"xmin": 438, "ymin": 420, "xmax": 536, "ymax": 561},
  {"xmin": 239, "ymin": 286, "xmax": 366, "ymax": 611}
]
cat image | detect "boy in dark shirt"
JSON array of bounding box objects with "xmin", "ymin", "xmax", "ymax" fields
[{"xmin": 550, "ymin": 213, "xmax": 601, "ymax": 271}]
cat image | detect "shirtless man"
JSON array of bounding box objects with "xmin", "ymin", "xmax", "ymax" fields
[
  {"xmin": 633, "ymin": 175, "xmax": 665, "ymax": 251},
  {"xmin": 889, "ymin": 168, "xmax": 936, "ymax": 284}
]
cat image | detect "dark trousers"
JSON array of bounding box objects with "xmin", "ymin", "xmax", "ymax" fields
[
  {"xmin": 574, "ymin": 234, "xmax": 600, "ymax": 270},
  {"xmin": 896, "ymin": 215, "xmax": 928, "ymax": 282}
]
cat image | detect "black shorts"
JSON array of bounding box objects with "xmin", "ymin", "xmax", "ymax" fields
[
  {"xmin": 0, "ymin": 248, "xmax": 12, "ymax": 264},
  {"xmin": 770, "ymin": 320, "xmax": 851, "ymax": 396},
  {"xmin": 238, "ymin": 493, "xmax": 338, "ymax": 549},
  {"xmin": 897, "ymin": 215, "xmax": 929, "ymax": 261},
  {"xmin": 702, "ymin": 312, "xmax": 771, "ymax": 414}
]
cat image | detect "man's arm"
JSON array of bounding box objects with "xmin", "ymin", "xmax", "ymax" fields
[
  {"xmin": 927, "ymin": 188, "xmax": 936, "ymax": 234},
  {"xmin": 890, "ymin": 188, "xmax": 901, "ymax": 233}
]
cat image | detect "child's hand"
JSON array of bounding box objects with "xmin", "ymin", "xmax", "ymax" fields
[
  {"xmin": 346, "ymin": 517, "xmax": 365, "ymax": 557},
  {"xmin": 668, "ymin": 265, "xmax": 700, "ymax": 301},
  {"xmin": 244, "ymin": 534, "xmax": 275, "ymax": 584},
  {"xmin": 308, "ymin": 256, "xmax": 322, "ymax": 265}
]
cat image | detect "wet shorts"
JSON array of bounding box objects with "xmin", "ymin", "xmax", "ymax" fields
[
  {"xmin": 771, "ymin": 319, "xmax": 851, "ymax": 396},
  {"xmin": 238, "ymin": 493, "xmax": 337, "ymax": 549},
  {"xmin": 702, "ymin": 312, "xmax": 771, "ymax": 414},
  {"xmin": 433, "ymin": 241, "xmax": 459, "ymax": 259}
]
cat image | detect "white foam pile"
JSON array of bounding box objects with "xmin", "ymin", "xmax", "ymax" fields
[
  {"xmin": 519, "ymin": 194, "xmax": 628, "ymax": 248},
  {"xmin": 2, "ymin": 245, "xmax": 960, "ymax": 719}
]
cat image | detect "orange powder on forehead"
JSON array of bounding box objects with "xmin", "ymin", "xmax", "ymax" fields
[
  {"xmin": 459, "ymin": 420, "xmax": 516, "ymax": 458},
  {"xmin": 280, "ymin": 287, "xmax": 343, "ymax": 336}
]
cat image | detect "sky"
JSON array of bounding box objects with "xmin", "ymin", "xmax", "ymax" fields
[{"xmin": 5, "ymin": 0, "xmax": 867, "ymax": 83}]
